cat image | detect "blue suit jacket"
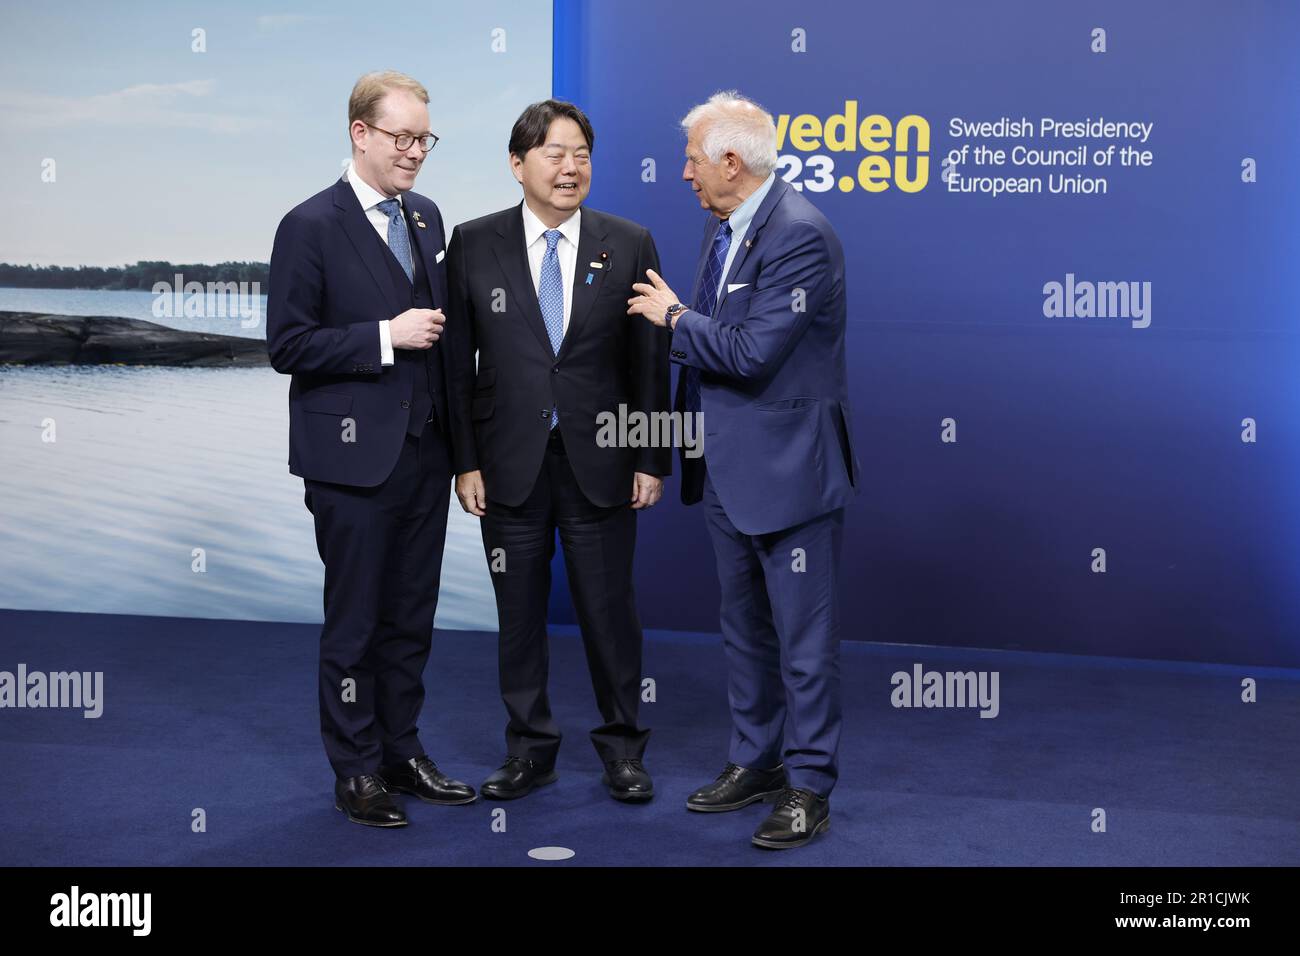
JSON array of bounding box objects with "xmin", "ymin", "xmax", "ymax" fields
[
  {"xmin": 670, "ymin": 177, "xmax": 860, "ymax": 535},
  {"xmin": 266, "ymin": 176, "xmax": 450, "ymax": 487}
]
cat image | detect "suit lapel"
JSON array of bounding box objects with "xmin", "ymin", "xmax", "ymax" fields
[
  {"xmin": 557, "ymin": 209, "xmax": 610, "ymax": 361},
  {"xmin": 398, "ymin": 199, "xmax": 446, "ymax": 382},
  {"xmin": 492, "ymin": 203, "xmax": 556, "ymax": 358},
  {"xmin": 333, "ymin": 177, "xmax": 402, "ymax": 318},
  {"xmin": 715, "ymin": 177, "xmax": 788, "ymax": 309},
  {"xmin": 403, "ymin": 200, "xmax": 441, "ymax": 308}
]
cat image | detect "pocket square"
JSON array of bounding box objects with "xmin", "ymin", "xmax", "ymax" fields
[
  {"xmin": 435, "ymin": 249, "xmax": 445, "ymax": 263},
  {"xmin": 727, "ymin": 282, "xmax": 749, "ymax": 293}
]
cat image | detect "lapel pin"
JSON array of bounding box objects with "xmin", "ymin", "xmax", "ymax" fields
[
  {"xmin": 589, "ymin": 261, "xmax": 603, "ymax": 269},
  {"xmin": 412, "ymin": 211, "xmax": 422, "ymax": 221},
  {"xmin": 585, "ymin": 273, "xmax": 594, "ymax": 285},
  {"xmin": 745, "ymin": 239, "xmax": 752, "ymax": 248},
  {"xmin": 416, "ymin": 221, "xmax": 427, "ymax": 228},
  {"xmin": 599, "ymin": 251, "xmax": 609, "ymax": 260}
]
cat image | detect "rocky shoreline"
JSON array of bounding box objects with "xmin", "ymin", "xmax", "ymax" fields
[{"xmin": 0, "ymin": 311, "xmax": 269, "ymax": 367}]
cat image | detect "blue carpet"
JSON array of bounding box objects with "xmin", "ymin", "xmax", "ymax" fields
[{"xmin": 1, "ymin": 609, "xmax": 1297, "ymax": 866}]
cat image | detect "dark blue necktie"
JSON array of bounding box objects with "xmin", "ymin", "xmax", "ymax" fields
[{"xmin": 684, "ymin": 220, "xmax": 732, "ymax": 414}]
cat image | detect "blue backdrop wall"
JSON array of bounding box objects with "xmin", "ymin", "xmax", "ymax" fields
[{"xmin": 548, "ymin": 0, "xmax": 1300, "ymax": 667}]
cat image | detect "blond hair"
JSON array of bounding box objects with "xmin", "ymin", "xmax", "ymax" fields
[{"xmin": 348, "ymin": 71, "xmax": 429, "ymax": 130}]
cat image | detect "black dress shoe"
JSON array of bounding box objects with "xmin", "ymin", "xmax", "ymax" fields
[
  {"xmin": 751, "ymin": 787, "xmax": 830, "ymax": 849},
  {"xmin": 480, "ymin": 756, "xmax": 558, "ymax": 800},
  {"xmin": 686, "ymin": 763, "xmax": 787, "ymax": 812},
  {"xmin": 377, "ymin": 755, "xmax": 477, "ymax": 805},
  {"xmin": 334, "ymin": 774, "xmax": 408, "ymax": 827},
  {"xmin": 601, "ymin": 758, "xmax": 653, "ymax": 802}
]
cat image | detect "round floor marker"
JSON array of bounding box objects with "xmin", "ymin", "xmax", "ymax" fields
[{"xmin": 528, "ymin": 846, "xmax": 575, "ymax": 861}]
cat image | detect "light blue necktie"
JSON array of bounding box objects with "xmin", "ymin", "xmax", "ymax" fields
[
  {"xmin": 538, "ymin": 228, "xmax": 564, "ymax": 429},
  {"xmin": 376, "ymin": 198, "xmax": 413, "ymax": 284}
]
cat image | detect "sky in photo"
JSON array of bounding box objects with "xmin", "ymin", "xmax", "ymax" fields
[{"xmin": 0, "ymin": 0, "xmax": 552, "ymax": 266}]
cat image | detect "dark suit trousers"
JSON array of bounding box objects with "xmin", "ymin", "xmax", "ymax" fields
[
  {"xmin": 303, "ymin": 419, "xmax": 452, "ymax": 779},
  {"xmin": 480, "ymin": 427, "xmax": 650, "ymax": 766},
  {"xmin": 701, "ymin": 463, "xmax": 844, "ymax": 797}
]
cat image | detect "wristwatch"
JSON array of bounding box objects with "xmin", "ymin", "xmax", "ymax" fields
[{"xmin": 664, "ymin": 303, "xmax": 687, "ymax": 328}]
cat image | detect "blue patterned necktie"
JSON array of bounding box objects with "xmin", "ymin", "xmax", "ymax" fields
[
  {"xmin": 538, "ymin": 228, "xmax": 565, "ymax": 429},
  {"xmin": 376, "ymin": 198, "xmax": 413, "ymax": 284},
  {"xmin": 684, "ymin": 219, "xmax": 732, "ymax": 414}
]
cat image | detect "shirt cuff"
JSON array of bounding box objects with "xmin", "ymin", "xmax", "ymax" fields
[{"xmin": 379, "ymin": 319, "xmax": 394, "ymax": 366}]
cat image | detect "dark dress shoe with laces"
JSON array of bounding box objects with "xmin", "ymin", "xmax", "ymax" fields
[
  {"xmin": 334, "ymin": 773, "xmax": 408, "ymax": 827},
  {"xmin": 601, "ymin": 758, "xmax": 653, "ymax": 802},
  {"xmin": 751, "ymin": 787, "xmax": 830, "ymax": 849},
  {"xmin": 480, "ymin": 756, "xmax": 558, "ymax": 800},
  {"xmin": 686, "ymin": 763, "xmax": 787, "ymax": 812},
  {"xmin": 377, "ymin": 755, "xmax": 477, "ymax": 805}
]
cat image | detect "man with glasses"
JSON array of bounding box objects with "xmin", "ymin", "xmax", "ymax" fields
[{"xmin": 267, "ymin": 70, "xmax": 475, "ymax": 828}]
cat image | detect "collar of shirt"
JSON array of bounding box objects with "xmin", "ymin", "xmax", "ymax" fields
[
  {"xmin": 346, "ymin": 160, "xmax": 401, "ymax": 214},
  {"xmin": 521, "ymin": 200, "xmax": 580, "ymax": 251},
  {"xmin": 725, "ymin": 171, "xmax": 776, "ymax": 244}
]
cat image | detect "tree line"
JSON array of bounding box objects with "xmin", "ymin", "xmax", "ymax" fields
[{"xmin": 0, "ymin": 261, "xmax": 269, "ymax": 290}]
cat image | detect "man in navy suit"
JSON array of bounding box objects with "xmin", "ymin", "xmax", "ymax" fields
[
  {"xmin": 629, "ymin": 90, "xmax": 860, "ymax": 849},
  {"xmin": 445, "ymin": 100, "xmax": 670, "ymax": 802},
  {"xmin": 267, "ymin": 71, "xmax": 476, "ymax": 827}
]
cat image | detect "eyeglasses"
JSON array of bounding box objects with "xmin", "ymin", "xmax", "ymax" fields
[{"xmin": 366, "ymin": 123, "xmax": 439, "ymax": 152}]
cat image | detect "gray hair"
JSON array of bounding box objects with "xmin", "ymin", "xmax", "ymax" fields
[{"xmin": 680, "ymin": 90, "xmax": 778, "ymax": 176}]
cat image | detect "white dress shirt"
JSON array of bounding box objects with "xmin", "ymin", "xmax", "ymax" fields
[
  {"xmin": 345, "ymin": 160, "xmax": 401, "ymax": 366},
  {"xmin": 521, "ymin": 200, "xmax": 580, "ymax": 336}
]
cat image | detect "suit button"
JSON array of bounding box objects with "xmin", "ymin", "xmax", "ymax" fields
[
  {"xmin": 540, "ymin": 409, "xmax": 549, "ymax": 419},
  {"xmin": 401, "ymin": 400, "xmax": 410, "ymax": 409},
  {"xmin": 552, "ymin": 365, "xmax": 559, "ymax": 373}
]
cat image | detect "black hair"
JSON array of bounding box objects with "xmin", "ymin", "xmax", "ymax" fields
[{"xmin": 508, "ymin": 99, "xmax": 594, "ymax": 160}]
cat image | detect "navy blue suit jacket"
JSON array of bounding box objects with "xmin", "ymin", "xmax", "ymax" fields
[
  {"xmin": 267, "ymin": 176, "xmax": 450, "ymax": 487},
  {"xmin": 444, "ymin": 203, "xmax": 670, "ymax": 508},
  {"xmin": 670, "ymin": 177, "xmax": 860, "ymax": 535}
]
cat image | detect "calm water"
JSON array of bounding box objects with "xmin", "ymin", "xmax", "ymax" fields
[
  {"xmin": 0, "ymin": 286, "xmax": 267, "ymax": 339},
  {"xmin": 0, "ymin": 352, "xmax": 497, "ymax": 630}
]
